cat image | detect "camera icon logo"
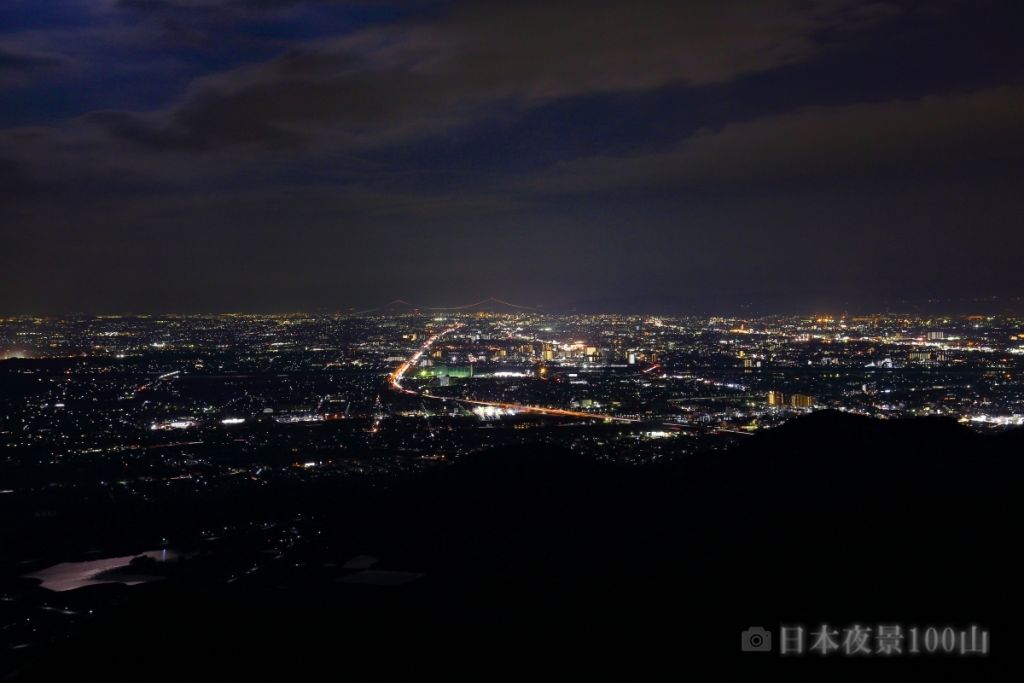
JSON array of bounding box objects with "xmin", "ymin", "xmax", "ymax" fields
[{"xmin": 741, "ymin": 626, "xmax": 772, "ymax": 652}]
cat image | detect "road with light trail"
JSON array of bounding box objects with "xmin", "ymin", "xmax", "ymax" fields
[
  {"xmin": 388, "ymin": 324, "xmax": 639, "ymax": 423},
  {"xmin": 388, "ymin": 323, "xmax": 752, "ymax": 435}
]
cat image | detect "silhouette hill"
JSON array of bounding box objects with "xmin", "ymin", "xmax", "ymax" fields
[{"xmin": 18, "ymin": 411, "xmax": 1021, "ymax": 678}]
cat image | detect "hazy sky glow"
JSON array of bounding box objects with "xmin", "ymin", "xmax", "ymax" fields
[{"xmin": 1, "ymin": 0, "xmax": 1022, "ymax": 313}]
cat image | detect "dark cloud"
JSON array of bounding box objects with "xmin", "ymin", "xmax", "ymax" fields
[
  {"xmin": 108, "ymin": 0, "xmax": 434, "ymax": 39},
  {"xmin": 114, "ymin": 0, "xmax": 411, "ymax": 10},
  {"xmin": 522, "ymin": 87, "xmax": 1024, "ymax": 193},
  {"xmin": 2, "ymin": 0, "xmax": 1022, "ymax": 313},
  {"xmin": 94, "ymin": 0, "xmax": 906, "ymax": 152},
  {"xmin": 0, "ymin": 46, "xmax": 66, "ymax": 86},
  {"xmin": 0, "ymin": 47, "xmax": 61, "ymax": 70}
]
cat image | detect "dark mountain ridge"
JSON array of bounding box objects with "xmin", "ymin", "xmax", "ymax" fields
[{"xmin": 16, "ymin": 411, "xmax": 1021, "ymax": 678}]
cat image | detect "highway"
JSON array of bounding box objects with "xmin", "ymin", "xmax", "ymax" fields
[
  {"xmin": 388, "ymin": 323, "xmax": 752, "ymax": 436},
  {"xmin": 388, "ymin": 324, "xmax": 639, "ymax": 424}
]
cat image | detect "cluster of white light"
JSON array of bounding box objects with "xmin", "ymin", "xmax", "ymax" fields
[
  {"xmin": 472, "ymin": 405, "xmax": 516, "ymax": 419},
  {"xmin": 150, "ymin": 419, "xmax": 196, "ymax": 430},
  {"xmin": 966, "ymin": 415, "xmax": 1024, "ymax": 426},
  {"xmin": 273, "ymin": 414, "xmax": 323, "ymax": 424}
]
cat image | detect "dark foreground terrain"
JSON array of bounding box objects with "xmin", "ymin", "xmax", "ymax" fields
[{"xmin": 6, "ymin": 411, "xmax": 1022, "ymax": 678}]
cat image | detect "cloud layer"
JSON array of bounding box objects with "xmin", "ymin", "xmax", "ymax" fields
[{"xmin": 1, "ymin": 0, "xmax": 1022, "ymax": 312}]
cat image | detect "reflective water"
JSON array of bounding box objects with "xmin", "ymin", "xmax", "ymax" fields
[{"xmin": 24, "ymin": 549, "xmax": 176, "ymax": 592}]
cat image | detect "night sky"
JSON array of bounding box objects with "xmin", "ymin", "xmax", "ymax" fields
[{"xmin": 1, "ymin": 1, "xmax": 1022, "ymax": 314}]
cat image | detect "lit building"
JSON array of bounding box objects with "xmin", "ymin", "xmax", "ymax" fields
[
  {"xmin": 789, "ymin": 394, "xmax": 814, "ymax": 408},
  {"xmin": 418, "ymin": 364, "xmax": 473, "ymax": 379}
]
